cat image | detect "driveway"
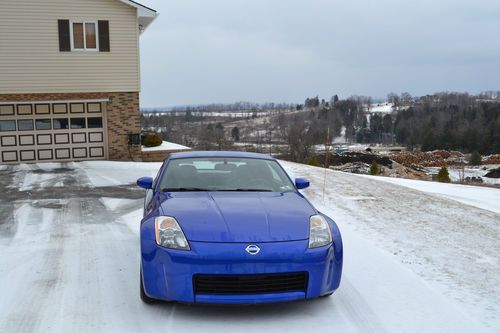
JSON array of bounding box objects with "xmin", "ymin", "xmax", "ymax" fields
[{"xmin": 0, "ymin": 161, "xmax": 496, "ymax": 333}]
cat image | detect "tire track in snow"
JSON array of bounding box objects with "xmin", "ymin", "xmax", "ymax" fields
[
  {"xmin": 0, "ymin": 165, "xmax": 18, "ymax": 241},
  {"xmin": 0, "ymin": 203, "xmax": 67, "ymax": 333},
  {"xmin": 0, "ymin": 165, "xmax": 106, "ymax": 332},
  {"xmin": 335, "ymin": 279, "xmax": 388, "ymax": 333}
]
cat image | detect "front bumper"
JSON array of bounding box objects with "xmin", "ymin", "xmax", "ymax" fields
[{"xmin": 141, "ymin": 238, "xmax": 343, "ymax": 304}]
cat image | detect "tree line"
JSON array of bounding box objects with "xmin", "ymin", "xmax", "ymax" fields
[
  {"xmin": 394, "ymin": 93, "xmax": 500, "ymax": 154},
  {"xmin": 141, "ymin": 91, "xmax": 500, "ymax": 163}
]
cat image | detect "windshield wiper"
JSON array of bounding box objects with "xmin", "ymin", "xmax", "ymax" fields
[
  {"xmin": 161, "ymin": 187, "xmax": 209, "ymax": 192},
  {"xmin": 224, "ymin": 188, "xmax": 273, "ymax": 192}
]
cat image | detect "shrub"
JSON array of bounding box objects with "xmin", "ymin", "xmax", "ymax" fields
[
  {"xmin": 143, "ymin": 133, "xmax": 163, "ymax": 147},
  {"xmin": 369, "ymin": 161, "xmax": 380, "ymax": 175},
  {"xmin": 469, "ymin": 150, "xmax": 482, "ymax": 166},
  {"xmin": 437, "ymin": 166, "xmax": 451, "ymax": 183},
  {"xmin": 307, "ymin": 155, "xmax": 321, "ymax": 167}
]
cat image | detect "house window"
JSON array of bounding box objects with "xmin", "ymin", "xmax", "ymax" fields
[
  {"xmin": 71, "ymin": 21, "xmax": 98, "ymax": 50},
  {"xmin": 53, "ymin": 118, "xmax": 69, "ymax": 130},
  {"xmin": 71, "ymin": 118, "xmax": 86, "ymax": 129},
  {"xmin": 18, "ymin": 120, "xmax": 34, "ymax": 131},
  {"xmin": 87, "ymin": 117, "xmax": 103, "ymax": 128},
  {"xmin": 0, "ymin": 120, "xmax": 16, "ymax": 132},
  {"xmin": 35, "ymin": 119, "xmax": 52, "ymax": 130},
  {"xmin": 59, "ymin": 20, "xmax": 109, "ymax": 52}
]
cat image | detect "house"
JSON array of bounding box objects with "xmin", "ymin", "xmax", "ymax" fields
[{"xmin": 0, "ymin": 0, "xmax": 157, "ymax": 164}]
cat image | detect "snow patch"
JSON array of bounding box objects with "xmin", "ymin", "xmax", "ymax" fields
[
  {"xmin": 142, "ymin": 141, "xmax": 191, "ymax": 152},
  {"xmin": 81, "ymin": 161, "xmax": 162, "ymax": 187},
  {"xmin": 100, "ymin": 197, "xmax": 138, "ymax": 212},
  {"xmin": 368, "ymin": 103, "xmax": 394, "ymax": 113},
  {"xmin": 118, "ymin": 209, "xmax": 143, "ymax": 236}
]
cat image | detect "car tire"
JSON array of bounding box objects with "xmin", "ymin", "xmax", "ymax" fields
[{"xmin": 140, "ymin": 269, "xmax": 156, "ymax": 304}]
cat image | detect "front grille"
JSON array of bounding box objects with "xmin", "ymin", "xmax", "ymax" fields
[{"xmin": 193, "ymin": 272, "xmax": 308, "ymax": 295}]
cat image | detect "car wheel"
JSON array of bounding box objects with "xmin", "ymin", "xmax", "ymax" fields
[{"xmin": 140, "ymin": 269, "xmax": 156, "ymax": 304}]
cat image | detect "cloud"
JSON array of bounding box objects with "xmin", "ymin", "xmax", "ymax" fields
[{"xmin": 138, "ymin": 0, "xmax": 500, "ymax": 106}]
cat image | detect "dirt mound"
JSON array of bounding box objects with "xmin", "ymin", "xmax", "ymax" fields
[
  {"xmin": 390, "ymin": 150, "xmax": 465, "ymax": 167},
  {"xmin": 483, "ymin": 155, "xmax": 500, "ymax": 165},
  {"xmin": 330, "ymin": 162, "xmax": 370, "ymax": 174},
  {"xmin": 484, "ymin": 167, "xmax": 500, "ymax": 178},
  {"xmin": 329, "ymin": 160, "xmax": 429, "ymax": 180},
  {"xmin": 326, "ymin": 152, "xmax": 393, "ymax": 167},
  {"xmin": 381, "ymin": 161, "xmax": 430, "ymax": 180}
]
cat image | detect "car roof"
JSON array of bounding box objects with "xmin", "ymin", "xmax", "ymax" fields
[{"xmin": 166, "ymin": 151, "xmax": 275, "ymax": 161}]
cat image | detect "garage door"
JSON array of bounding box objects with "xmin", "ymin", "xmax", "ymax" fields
[{"xmin": 0, "ymin": 100, "xmax": 108, "ymax": 164}]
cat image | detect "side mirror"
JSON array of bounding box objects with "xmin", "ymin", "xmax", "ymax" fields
[
  {"xmin": 137, "ymin": 177, "xmax": 153, "ymax": 190},
  {"xmin": 295, "ymin": 178, "xmax": 310, "ymax": 190}
]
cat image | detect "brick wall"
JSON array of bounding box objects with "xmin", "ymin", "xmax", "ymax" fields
[
  {"xmin": 106, "ymin": 92, "xmax": 142, "ymax": 161},
  {"xmin": 141, "ymin": 150, "xmax": 171, "ymax": 162},
  {"xmin": 141, "ymin": 149, "xmax": 191, "ymax": 162},
  {"xmin": 0, "ymin": 91, "xmax": 142, "ymax": 161}
]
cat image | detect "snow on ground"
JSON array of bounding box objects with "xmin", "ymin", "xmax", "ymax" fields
[
  {"xmin": 0, "ymin": 161, "xmax": 498, "ymax": 332},
  {"xmin": 80, "ymin": 161, "xmax": 162, "ymax": 187},
  {"xmin": 8, "ymin": 163, "xmax": 78, "ymax": 191},
  {"xmin": 141, "ymin": 141, "xmax": 191, "ymax": 152},
  {"xmin": 101, "ymin": 197, "xmax": 139, "ymax": 212},
  {"xmin": 333, "ymin": 126, "xmax": 347, "ymax": 144},
  {"xmin": 427, "ymin": 165, "xmax": 500, "ymax": 186},
  {"xmin": 283, "ymin": 162, "xmax": 499, "ymax": 330},
  {"xmin": 361, "ymin": 174, "xmax": 500, "ymax": 214},
  {"xmin": 368, "ymin": 103, "xmax": 394, "ymax": 113}
]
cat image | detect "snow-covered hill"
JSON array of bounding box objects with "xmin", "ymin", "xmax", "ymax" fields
[{"xmin": 0, "ymin": 161, "xmax": 498, "ymax": 332}]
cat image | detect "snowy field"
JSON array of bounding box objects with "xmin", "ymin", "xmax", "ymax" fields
[{"xmin": 0, "ymin": 160, "xmax": 498, "ymax": 332}]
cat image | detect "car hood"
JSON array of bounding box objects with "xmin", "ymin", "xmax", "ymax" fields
[{"xmin": 158, "ymin": 192, "xmax": 316, "ymax": 243}]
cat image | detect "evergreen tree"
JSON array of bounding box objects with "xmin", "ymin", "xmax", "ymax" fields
[
  {"xmin": 369, "ymin": 161, "xmax": 380, "ymax": 175},
  {"xmin": 469, "ymin": 151, "xmax": 482, "ymax": 166},
  {"xmin": 231, "ymin": 126, "xmax": 240, "ymax": 142},
  {"xmin": 392, "ymin": 95, "xmax": 500, "ymax": 154},
  {"xmin": 437, "ymin": 166, "xmax": 451, "ymax": 183}
]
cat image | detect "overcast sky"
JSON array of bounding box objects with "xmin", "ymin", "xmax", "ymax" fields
[{"xmin": 138, "ymin": 0, "xmax": 500, "ymax": 107}]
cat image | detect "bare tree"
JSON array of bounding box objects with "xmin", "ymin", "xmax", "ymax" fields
[{"xmin": 387, "ymin": 92, "xmax": 401, "ymax": 107}]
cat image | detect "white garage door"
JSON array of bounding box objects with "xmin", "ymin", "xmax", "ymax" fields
[{"xmin": 0, "ymin": 100, "xmax": 108, "ymax": 164}]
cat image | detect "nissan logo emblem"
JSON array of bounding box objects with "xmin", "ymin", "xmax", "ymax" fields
[{"xmin": 245, "ymin": 244, "xmax": 260, "ymax": 255}]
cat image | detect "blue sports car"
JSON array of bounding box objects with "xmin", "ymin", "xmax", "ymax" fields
[{"xmin": 137, "ymin": 151, "xmax": 343, "ymax": 304}]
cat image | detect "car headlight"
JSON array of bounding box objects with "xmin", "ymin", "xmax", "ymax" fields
[
  {"xmin": 155, "ymin": 216, "xmax": 190, "ymax": 251},
  {"xmin": 308, "ymin": 215, "xmax": 332, "ymax": 248}
]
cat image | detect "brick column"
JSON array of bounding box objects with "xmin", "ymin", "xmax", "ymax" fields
[{"xmin": 106, "ymin": 92, "xmax": 142, "ymax": 161}]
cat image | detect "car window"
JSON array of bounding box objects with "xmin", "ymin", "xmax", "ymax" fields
[{"xmin": 159, "ymin": 157, "xmax": 295, "ymax": 192}]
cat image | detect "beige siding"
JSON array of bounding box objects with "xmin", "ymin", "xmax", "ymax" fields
[{"xmin": 0, "ymin": 0, "xmax": 140, "ymax": 94}]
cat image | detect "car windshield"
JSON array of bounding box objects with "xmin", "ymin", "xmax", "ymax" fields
[{"xmin": 159, "ymin": 157, "xmax": 296, "ymax": 192}]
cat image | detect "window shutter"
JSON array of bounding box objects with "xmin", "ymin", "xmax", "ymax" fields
[
  {"xmin": 58, "ymin": 20, "xmax": 71, "ymax": 52},
  {"xmin": 98, "ymin": 21, "xmax": 110, "ymax": 52}
]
